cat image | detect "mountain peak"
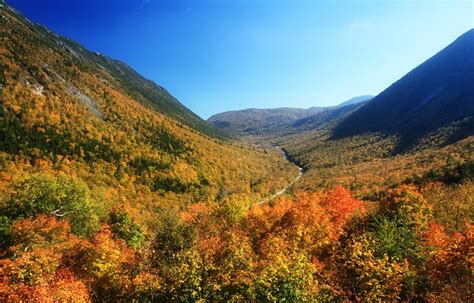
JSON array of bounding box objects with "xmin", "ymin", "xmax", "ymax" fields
[
  {"xmin": 459, "ymin": 28, "xmax": 474, "ymax": 38},
  {"xmin": 332, "ymin": 29, "xmax": 474, "ymax": 151}
]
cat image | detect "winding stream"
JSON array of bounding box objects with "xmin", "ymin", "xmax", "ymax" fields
[{"xmin": 257, "ymin": 146, "xmax": 304, "ymax": 205}]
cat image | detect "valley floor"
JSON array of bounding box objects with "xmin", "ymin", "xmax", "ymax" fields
[{"xmin": 257, "ymin": 146, "xmax": 304, "ymax": 205}]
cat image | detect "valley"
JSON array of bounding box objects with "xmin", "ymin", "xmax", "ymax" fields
[
  {"xmin": 257, "ymin": 146, "xmax": 305, "ymax": 205},
  {"xmin": 0, "ymin": 1, "xmax": 473, "ymax": 302}
]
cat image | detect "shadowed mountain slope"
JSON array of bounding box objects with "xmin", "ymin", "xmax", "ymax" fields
[{"xmin": 333, "ymin": 29, "xmax": 474, "ymax": 151}]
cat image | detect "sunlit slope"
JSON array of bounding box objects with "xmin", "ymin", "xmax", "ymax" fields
[
  {"xmin": 0, "ymin": 2, "xmax": 225, "ymax": 139},
  {"xmin": 0, "ymin": 1, "xmax": 298, "ymax": 212}
]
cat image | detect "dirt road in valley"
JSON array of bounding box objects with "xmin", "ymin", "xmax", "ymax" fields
[{"xmin": 257, "ymin": 146, "xmax": 304, "ymax": 205}]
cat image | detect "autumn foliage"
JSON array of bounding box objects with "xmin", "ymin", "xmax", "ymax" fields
[
  {"xmin": 0, "ymin": 2, "xmax": 473, "ymax": 301},
  {"xmin": 2, "ymin": 183, "xmax": 471, "ymax": 302}
]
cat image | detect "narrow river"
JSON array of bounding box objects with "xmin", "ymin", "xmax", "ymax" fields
[{"xmin": 257, "ymin": 146, "xmax": 304, "ymax": 205}]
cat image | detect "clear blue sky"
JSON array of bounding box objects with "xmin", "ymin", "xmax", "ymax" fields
[{"xmin": 7, "ymin": 0, "xmax": 474, "ymax": 118}]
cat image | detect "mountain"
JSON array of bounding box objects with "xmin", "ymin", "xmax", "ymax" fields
[
  {"xmin": 0, "ymin": 1, "xmax": 223, "ymax": 139},
  {"xmin": 337, "ymin": 95, "xmax": 373, "ymax": 107},
  {"xmin": 333, "ymin": 29, "xmax": 474, "ymax": 150},
  {"xmin": 0, "ymin": 1, "xmax": 297, "ymax": 206},
  {"xmin": 208, "ymin": 107, "xmax": 325, "ymax": 134},
  {"xmin": 208, "ymin": 95, "xmax": 372, "ymax": 135},
  {"xmin": 288, "ymin": 101, "xmax": 368, "ymax": 131}
]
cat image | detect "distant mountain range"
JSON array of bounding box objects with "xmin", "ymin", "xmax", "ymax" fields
[{"xmin": 208, "ymin": 96, "xmax": 373, "ymax": 134}]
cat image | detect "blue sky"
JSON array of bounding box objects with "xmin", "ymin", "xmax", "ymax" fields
[{"xmin": 7, "ymin": 0, "xmax": 474, "ymax": 118}]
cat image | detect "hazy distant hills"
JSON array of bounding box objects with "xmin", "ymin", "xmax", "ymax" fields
[
  {"xmin": 333, "ymin": 29, "xmax": 474, "ymax": 150},
  {"xmin": 337, "ymin": 95, "xmax": 374, "ymax": 107},
  {"xmin": 208, "ymin": 95, "xmax": 372, "ymax": 134},
  {"xmin": 288, "ymin": 101, "xmax": 368, "ymax": 131},
  {"xmin": 208, "ymin": 107, "xmax": 325, "ymax": 134}
]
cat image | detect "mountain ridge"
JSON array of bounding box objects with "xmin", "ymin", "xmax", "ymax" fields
[
  {"xmin": 208, "ymin": 95, "xmax": 373, "ymax": 134},
  {"xmin": 332, "ymin": 29, "xmax": 474, "ymax": 151},
  {"xmin": 0, "ymin": 0, "xmax": 226, "ymax": 139},
  {"xmin": 0, "ymin": 0, "xmax": 297, "ymax": 205}
]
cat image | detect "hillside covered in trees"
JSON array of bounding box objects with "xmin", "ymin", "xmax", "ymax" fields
[{"xmin": 0, "ymin": 1, "xmax": 473, "ymax": 302}]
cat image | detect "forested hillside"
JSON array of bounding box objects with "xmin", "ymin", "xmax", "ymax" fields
[
  {"xmin": 0, "ymin": 0, "xmax": 297, "ymax": 207},
  {"xmin": 0, "ymin": 2, "xmax": 307, "ymax": 299},
  {"xmin": 2, "ymin": 2, "xmax": 223, "ymax": 139}
]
